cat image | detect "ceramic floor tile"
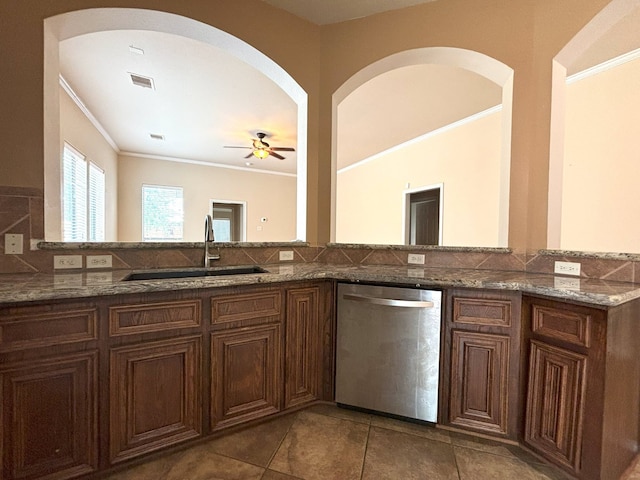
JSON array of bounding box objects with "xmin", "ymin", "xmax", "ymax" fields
[
  {"xmin": 307, "ymin": 403, "xmax": 372, "ymax": 424},
  {"xmin": 164, "ymin": 446, "xmax": 264, "ymax": 480},
  {"xmin": 206, "ymin": 413, "xmax": 296, "ymax": 467},
  {"xmin": 369, "ymin": 414, "xmax": 452, "ymax": 444},
  {"xmin": 455, "ymin": 446, "xmax": 567, "ymax": 480},
  {"xmin": 361, "ymin": 426, "xmax": 459, "ymax": 480},
  {"xmin": 261, "ymin": 469, "xmax": 304, "ymax": 480},
  {"xmin": 269, "ymin": 410, "xmax": 369, "ymax": 480},
  {"xmin": 102, "ymin": 455, "xmax": 175, "ymax": 480},
  {"xmin": 449, "ymin": 430, "xmax": 520, "ymax": 458}
]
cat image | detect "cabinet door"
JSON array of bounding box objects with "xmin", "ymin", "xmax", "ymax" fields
[
  {"xmin": 525, "ymin": 340, "xmax": 587, "ymax": 474},
  {"xmin": 109, "ymin": 336, "xmax": 202, "ymax": 464},
  {"xmin": 285, "ymin": 287, "xmax": 320, "ymax": 409},
  {"xmin": 1, "ymin": 352, "xmax": 98, "ymax": 480},
  {"xmin": 211, "ymin": 324, "xmax": 281, "ymax": 430},
  {"xmin": 449, "ymin": 331, "xmax": 510, "ymax": 435}
]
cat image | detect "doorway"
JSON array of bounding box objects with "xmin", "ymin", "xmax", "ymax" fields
[
  {"xmin": 406, "ymin": 187, "xmax": 442, "ymax": 246},
  {"xmin": 211, "ymin": 201, "xmax": 246, "ymax": 242}
]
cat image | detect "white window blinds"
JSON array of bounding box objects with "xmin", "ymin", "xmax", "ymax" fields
[
  {"xmin": 142, "ymin": 185, "xmax": 184, "ymax": 241},
  {"xmin": 62, "ymin": 143, "xmax": 105, "ymax": 242}
]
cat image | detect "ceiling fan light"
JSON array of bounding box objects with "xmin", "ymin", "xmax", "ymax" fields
[{"xmin": 253, "ymin": 149, "xmax": 269, "ymax": 159}]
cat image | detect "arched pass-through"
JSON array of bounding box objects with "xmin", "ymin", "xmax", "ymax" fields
[
  {"xmin": 331, "ymin": 47, "xmax": 514, "ymax": 245},
  {"xmin": 44, "ymin": 8, "xmax": 308, "ymax": 241}
]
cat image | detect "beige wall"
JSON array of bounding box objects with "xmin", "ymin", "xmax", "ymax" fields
[
  {"xmin": 0, "ymin": 0, "xmax": 618, "ymax": 250},
  {"xmin": 118, "ymin": 156, "xmax": 296, "ymax": 242},
  {"xmin": 337, "ymin": 111, "xmax": 501, "ymax": 246},
  {"xmin": 561, "ymin": 57, "xmax": 640, "ymax": 252},
  {"xmin": 47, "ymin": 86, "xmax": 118, "ymax": 241}
]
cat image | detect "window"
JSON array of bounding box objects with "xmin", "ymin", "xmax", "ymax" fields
[
  {"xmin": 142, "ymin": 185, "xmax": 184, "ymax": 241},
  {"xmin": 62, "ymin": 143, "xmax": 105, "ymax": 241}
]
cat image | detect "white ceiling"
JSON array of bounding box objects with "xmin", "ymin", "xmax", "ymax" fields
[
  {"xmin": 59, "ymin": 30, "xmax": 299, "ymax": 175},
  {"xmin": 58, "ymin": 4, "xmax": 640, "ymax": 177},
  {"xmin": 260, "ymin": 0, "xmax": 437, "ymax": 25}
]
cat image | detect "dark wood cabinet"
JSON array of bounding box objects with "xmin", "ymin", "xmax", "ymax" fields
[
  {"xmin": 525, "ymin": 340, "xmax": 586, "ymax": 472},
  {"xmin": 443, "ymin": 289, "xmax": 521, "ymax": 438},
  {"xmin": 449, "ymin": 330, "xmax": 510, "ymax": 435},
  {"xmin": 210, "ymin": 324, "xmax": 281, "ymax": 430},
  {"xmin": 109, "ymin": 336, "xmax": 202, "ymax": 464},
  {"xmin": 522, "ymin": 295, "xmax": 640, "ymax": 480},
  {"xmin": 284, "ymin": 286, "xmax": 321, "ymax": 408},
  {"xmin": 0, "ymin": 352, "xmax": 98, "ymax": 480},
  {"xmin": 209, "ymin": 286, "xmax": 284, "ymax": 431}
]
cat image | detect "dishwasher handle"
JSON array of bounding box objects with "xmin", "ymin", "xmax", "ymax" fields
[{"xmin": 342, "ymin": 293, "xmax": 434, "ymax": 308}]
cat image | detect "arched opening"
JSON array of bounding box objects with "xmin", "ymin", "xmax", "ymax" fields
[
  {"xmin": 331, "ymin": 47, "xmax": 513, "ymax": 247},
  {"xmin": 549, "ymin": 0, "xmax": 640, "ymax": 253},
  {"xmin": 43, "ymin": 8, "xmax": 308, "ymax": 242}
]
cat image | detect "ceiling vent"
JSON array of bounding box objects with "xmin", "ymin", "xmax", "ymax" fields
[
  {"xmin": 149, "ymin": 133, "xmax": 165, "ymax": 141},
  {"xmin": 129, "ymin": 73, "xmax": 155, "ymax": 90}
]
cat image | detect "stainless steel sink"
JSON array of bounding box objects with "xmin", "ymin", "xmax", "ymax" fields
[{"xmin": 122, "ymin": 266, "xmax": 267, "ymax": 281}]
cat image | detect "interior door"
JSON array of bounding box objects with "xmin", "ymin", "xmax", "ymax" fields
[{"xmin": 409, "ymin": 188, "xmax": 440, "ymax": 245}]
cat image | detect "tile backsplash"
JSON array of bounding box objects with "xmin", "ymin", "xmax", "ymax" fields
[{"xmin": 1, "ymin": 186, "xmax": 639, "ymax": 283}]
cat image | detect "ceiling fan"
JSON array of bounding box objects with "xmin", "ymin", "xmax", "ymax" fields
[{"xmin": 224, "ymin": 132, "xmax": 295, "ymax": 160}]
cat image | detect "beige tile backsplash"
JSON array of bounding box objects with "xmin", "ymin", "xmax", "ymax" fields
[{"xmin": 0, "ymin": 186, "xmax": 637, "ymax": 282}]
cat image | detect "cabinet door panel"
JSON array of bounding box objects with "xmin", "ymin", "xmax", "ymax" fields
[
  {"xmin": 449, "ymin": 331, "xmax": 509, "ymax": 434},
  {"xmin": 525, "ymin": 340, "xmax": 587, "ymax": 474},
  {"xmin": 1, "ymin": 352, "xmax": 98, "ymax": 480},
  {"xmin": 285, "ymin": 287, "xmax": 320, "ymax": 408},
  {"xmin": 211, "ymin": 324, "xmax": 281, "ymax": 430},
  {"xmin": 110, "ymin": 336, "xmax": 202, "ymax": 464}
]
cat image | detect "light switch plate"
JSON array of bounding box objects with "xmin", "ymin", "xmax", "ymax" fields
[{"xmin": 4, "ymin": 233, "xmax": 23, "ymax": 254}]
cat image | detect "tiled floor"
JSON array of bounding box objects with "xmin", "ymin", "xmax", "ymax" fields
[{"xmin": 104, "ymin": 404, "xmax": 595, "ymax": 480}]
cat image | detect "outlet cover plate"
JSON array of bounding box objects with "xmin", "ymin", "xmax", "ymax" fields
[
  {"xmin": 408, "ymin": 253, "xmax": 425, "ymax": 265},
  {"xmin": 86, "ymin": 255, "xmax": 112, "ymax": 269},
  {"xmin": 54, "ymin": 255, "xmax": 83, "ymax": 269},
  {"xmin": 554, "ymin": 261, "xmax": 581, "ymax": 276},
  {"xmin": 279, "ymin": 250, "xmax": 294, "ymax": 261}
]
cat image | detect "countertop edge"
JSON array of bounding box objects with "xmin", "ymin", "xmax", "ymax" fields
[{"xmin": 1, "ymin": 264, "xmax": 639, "ymax": 308}]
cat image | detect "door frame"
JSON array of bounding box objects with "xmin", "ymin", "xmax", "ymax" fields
[
  {"xmin": 210, "ymin": 199, "xmax": 247, "ymax": 242},
  {"xmin": 402, "ymin": 183, "xmax": 444, "ymax": 246}
]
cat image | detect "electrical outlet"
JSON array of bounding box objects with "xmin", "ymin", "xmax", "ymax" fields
[
  {"xmin": 408, "ymin": 253, "xmax": 425, "ymax": 265},
  {"xmin": 86, "ymin": 255, "xmax": 112, "ymax": 269},
  {"xmin": 53, "ymin": 255, "xmax": 83, "ymax": 269},
  {"xmin": 279, "ymin": 250, "xmax": 294, "ymax": 261},
  {"xmin": 554, "ymin": 261, "xmax": 581, "ymax": 276},
  {"xmin": 4, "ymin": 233, "xmax": 23, "ymax": 254}
]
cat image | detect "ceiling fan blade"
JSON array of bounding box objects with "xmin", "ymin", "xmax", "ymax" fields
[
  {"xmin": 270, "ymin": 147, "xmax": 295, "ymax": 152},
  {"xmin": 269, "ymin": 151, "xmax": 286, "ymax": 160},
  {"xmin": 244, "ymin": 152, "xmax": 254, "ymax": 159},
  {"xmin": 224, "ymin": 146, "xmax": 251, "ymax": 149}
]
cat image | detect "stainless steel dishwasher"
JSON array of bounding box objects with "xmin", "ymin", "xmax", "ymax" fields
[{"xmin": 335, "ymin": 283, "xmax": 442, "ymax": 423}]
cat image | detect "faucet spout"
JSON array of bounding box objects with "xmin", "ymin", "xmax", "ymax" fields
[{"xmin": 204, "ymin": 214, "xmax": 220, "ymax": 267}]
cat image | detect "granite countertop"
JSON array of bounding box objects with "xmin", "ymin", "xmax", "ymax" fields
[{"xmin": 1, "ymin": 263, "xmax": 640, "ymax": 307}]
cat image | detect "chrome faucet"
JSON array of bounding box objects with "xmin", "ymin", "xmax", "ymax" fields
[{"xmin": 204, "ymin": 214, "xmax": 220, "ymax": 266}]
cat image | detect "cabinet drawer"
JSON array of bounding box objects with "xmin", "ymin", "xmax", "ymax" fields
[
  {"xmin": 109, "ymin": 300, "xmax": 201, "ymax": 336},
  {"xmin": 531, "ymin": 304, "xmax": 591, "ymax": 348},
  {"xmin": 453, "ymin": 297, "xmax": 511, "ymax": 327},
  {"xmin": 0, "ymin": 307, "xmax": 97, "ymax": 351},
  {"xmin": 211, "ymin": 290, "xmax": 282, "ymax": 327}
]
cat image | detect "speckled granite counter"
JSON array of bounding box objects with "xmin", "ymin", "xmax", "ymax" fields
[{"xmin": 1, "ymin": 263, "xmax": 640, "ymax": 307}]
